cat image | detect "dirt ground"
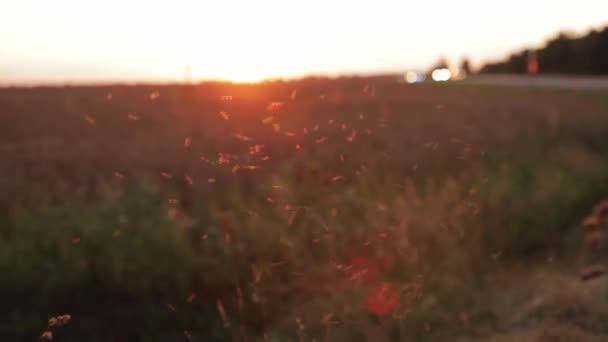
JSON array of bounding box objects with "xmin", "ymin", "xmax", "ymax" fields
[{"xmin": 457, "ymin": 264, "xmax": 608, "ymax": 341}]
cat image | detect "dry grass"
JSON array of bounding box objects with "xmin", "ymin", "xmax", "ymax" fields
[{"xmin": 1, "ymin": 79, "xmax": 608, "ymax": 340}]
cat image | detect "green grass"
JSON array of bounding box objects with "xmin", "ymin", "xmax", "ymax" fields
[{"xmin": 1, "ymin": 80, "xmax": 608, "ymax": 340}]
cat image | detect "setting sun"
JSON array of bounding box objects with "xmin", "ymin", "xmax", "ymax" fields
[
  {"xmin": 186, "ymin": 41, "xmax": 290, "ymax": 83},
  {"xmin": 3, "ymin": 0, "xmax": 608, "ymax": 339},
  {"xmin": 1, "ymin": 0, "xmax": 608, "ymax": 84}
]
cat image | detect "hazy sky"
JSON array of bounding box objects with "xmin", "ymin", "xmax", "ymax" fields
[{"xmin": 1, "ymin": 0, "xmax": 607, "ymax": 84}]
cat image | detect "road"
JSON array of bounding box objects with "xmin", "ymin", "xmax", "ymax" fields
[{"xmin": 462, "ymin": 74, "xmax": 608, "ymax": 91}]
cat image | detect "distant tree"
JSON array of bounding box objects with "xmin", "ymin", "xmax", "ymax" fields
[
  {"xmin": 460, "ymin": 58, "xmax": 472, "ymax": 75},
  {"xmin": 479, "ymin": 26, "xmax": 608, "ymax": 75}
]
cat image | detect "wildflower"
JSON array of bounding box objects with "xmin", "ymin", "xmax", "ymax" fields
[{"xmin": 366, "ymin": 282, "xmax": 399, "ymax": 314}]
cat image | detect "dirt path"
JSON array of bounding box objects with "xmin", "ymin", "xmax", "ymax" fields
[{"xmin": 457, "ymin": 264, "xmax": 608, "ymax": 341}]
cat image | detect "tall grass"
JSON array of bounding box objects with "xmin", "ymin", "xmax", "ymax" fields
[{"xmin": 1, "ymin": 81, "xmax": 608, "ymax": 340}]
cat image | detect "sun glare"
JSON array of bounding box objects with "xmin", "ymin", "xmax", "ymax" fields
[
  {"xmin": 2, "ymin": 0, "xmax": 608, "ymax": 84},
  {"xmin": 205, "ymin": 65, "xmax": 274, "ymax": 83},
  {"xmin": 190, "ymin": 51, "xmax": 278, "ymax": 82},
  {"xmin": 184, "ymin": 31, "xmax": 290, "ymax": 83}
]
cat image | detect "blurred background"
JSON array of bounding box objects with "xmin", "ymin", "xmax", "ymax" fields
[
  {"xmin": 2, "ymin": 2, "xmax": 608, "ymax": 342},
  {"xmin": 1, "ymin": 0, "xmax": 607, "ymax": 84}
]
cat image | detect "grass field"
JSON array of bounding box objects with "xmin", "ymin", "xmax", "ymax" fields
[{"xmin": 1, "ymin": 79, "xmax": 608, "ymax": 341}]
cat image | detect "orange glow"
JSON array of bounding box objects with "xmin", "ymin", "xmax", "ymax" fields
[
  {"xmin": 266, "ymin": 102, "xmax": 284, "ymax": 112},
  {"xmin": 1, "ymin": 1, "xmax": 608, "ymax": 84},
  {"xmin": 366, "ymin": 282, "xmax": 399, "ymax": 315}
]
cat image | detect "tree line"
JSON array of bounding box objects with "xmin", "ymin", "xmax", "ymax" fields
[{"xmin": 480, "ymin": 25, "xmax": 608, "ymax": 75}]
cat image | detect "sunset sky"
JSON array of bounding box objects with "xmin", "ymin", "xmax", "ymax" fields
[{"xmin": 1, "ymin": 0, "xmax": 607, "ymax": 84}]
